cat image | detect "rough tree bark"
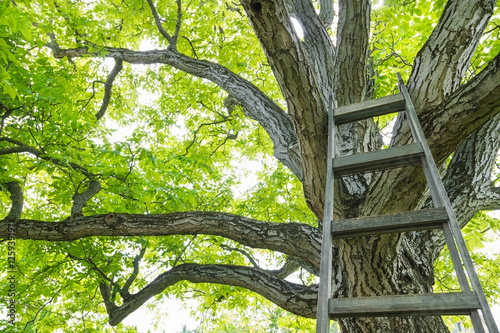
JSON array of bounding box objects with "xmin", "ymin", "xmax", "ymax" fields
[{"xmin": 1, "ymin": 0, "xmax": 500, "ymax": 332}]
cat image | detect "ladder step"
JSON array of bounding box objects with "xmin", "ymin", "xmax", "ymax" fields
[
  {"xmin": 333, "ymin": 142, "xmax": 424, "ymax": 177},
  {"xmin": 332, "ymin": 208, "xmax": 448, "ymax": 239},
  {"xmin": 328, "ymin": 292, "xmax": 481, "ymax": 318},
  {"xmin": 334, "ymin": 93, "xmax": 406, "ymax": 125}
]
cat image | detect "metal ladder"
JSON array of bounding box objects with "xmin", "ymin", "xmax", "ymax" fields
[{"xmin": 316, "ymin": 73, "xmax": 499, "ymax": 333}]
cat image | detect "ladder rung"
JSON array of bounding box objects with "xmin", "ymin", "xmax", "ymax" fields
[
  {"xmin": 332, "ymin": 208, "xmax": 448, "ymax": 239},
  {"xmin": 334, "ymin": 93, "xmax": 406, "ymax": 125},
  {"xmin": 333, "ymin": 143, "xmax": 424, "ymax": 177},
  {"xmin": 328, "ymin": 292, "xmax": 481, "ymax": 318}
]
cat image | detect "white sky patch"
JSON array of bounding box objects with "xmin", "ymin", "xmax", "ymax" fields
[
  {"xmin": 290, "ymin": 16, "xmax": 305, "ymax": 40},
  {"xmin": 122, "ymin": 297, "xmax": 198, "ymax": 332},
  {"xmin": 229, "ymin": 156, "xmax": 266, "ymax": 198},
  {"xmin": 481, "ymin": 210, "xmax": 500, "ymax": 326},
  {"xmin": 139, "ymin": 38, "xmax": 158, "ymax": 51},
  {"xmin": 373, "ymin": 0, "xmax": 385, "ymax": 10},
  {"xmin": 169, "ymin": 114, "xmax": 188, "ymax": 139}
]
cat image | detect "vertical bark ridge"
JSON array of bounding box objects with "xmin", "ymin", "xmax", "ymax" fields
[{"xmin": 335, "ymin": 0, "xmax": 371, "ymax": 106}]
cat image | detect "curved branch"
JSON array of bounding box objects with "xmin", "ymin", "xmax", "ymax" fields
[
  {"xmin": 95, "ymin": 59, "xmax": 123, "ymax": 121},
  {"xmin": 268, "ymin": 255, "xmax": 301, "ymax": 279},
  {"xmin": 0, "ymin": 137, "xmax": 94, "ymax": 177},
  {"xmin": 47, "ymin": 44, "xmax": 303, "ymax": 181},
  {"xmin": 121, "ymin": 245, "xmax": 147, "ymax": 300},
  {"xmin": 220, "ymin": 244, "xmax": 259, "ymax": 267},
  {"xmin": 146, "ymin": 0, "xmax": 174, "ymax": 44},
  {"xmin": 71, "ymin": 180, "xmax": 101, "ymax": 217},
  {"xmin": 183, "ymin": 117, "xmax": 231, "ymax": 156},
  {"xmin": 2, "ymin": 181, "xmax": 23, "ymax": 220},
  {"xmin": 102, "ymin": 263, "xmax": 318, "ymax": 325},
  {"xmin": 0, "ymin": 211, "xmax": 321, "ymax": 269}
]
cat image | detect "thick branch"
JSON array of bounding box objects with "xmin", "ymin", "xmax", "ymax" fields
[
  {"xmin": 99, "ymin": 283, "xmax": 118, "ymax": 314},
  {"xmin": 408, "ymin": 0, "xmax": 496, "ymax": 109},
  {"xmin": 0, "ymin": 211, "xmax": 321, "ymax": 270},
  {"xmin": 95, "ymin": 59, "xmax": 123, "ymax": 121},
  {"xmin": 400, "ymin": 113, "xmax": 500, "ymax": 267},
  {"xmin": 71, "ymin": 180, "xmax": 101, "ymax": 217},
  {"xmin": 102, "ymin": 263, "xmax": 318, "ymax": 325},
  {"xmin": 318, "ymin": 0, "xmax": 334, "ymax": 29},
  {"xmin": 485, "ymin": 187, "xmax": 500, "ymax": 210},
  {"xmin": 2, "ymin": 181, "xmax": 23, "ymax": 220},
  {"xmin": 420, "ymin": 50, "xmax": 500, "ymax": 162},
  {"xmin": 443, "ymin": 112, "xmax": 500, "ymax": 224},
  {"xmin": 47, "ymin": 44, "xmax": 303, "ymax": 180},
  {"xmin": 284, "ymin": 0, "xmax": 336, "ymax": 103},
  {"xmin": 335, "ymin": 0, "xmax": 371, "ymax": 106}
]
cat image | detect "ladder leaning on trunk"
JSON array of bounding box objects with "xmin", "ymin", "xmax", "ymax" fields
[{"xmin": 316, "ymin": 73, "xmax": 499, "ymax": 333}]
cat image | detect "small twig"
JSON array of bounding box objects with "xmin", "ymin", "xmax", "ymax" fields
[
  {"xmin": 173, "ymin": 0, "xmax": 183, "ymax": 46},
  {"xmin": 220, "ymin": 244, "xmax": 259, "ymax": 267},
  {"xmin": 69, "ymin": 253, "xmax": 114, "ymax": 284},
  {"xmin": 484, "ymin": 22, "xmax": 500, "ymax": 35},
  {"xmin": 434, "ymin": 273, "xmax": 460, "ymax": 292},
  {"xmin": 120, "ymin": 244, "xmax": 147, "ymax": 300},
  {"xmin": 172, "ymin": 236, "xmax": 197, "ymax": 267},
  {"xmin": 0, "ymin": 137, "xmax": 94, "ymax": 178},
  {"xmin": 23, "ymin": 288, "xmax": 62, "ymax": 331},
  {"xmin": 182, "ymin": 118, "xmax": 231, "ymax": 156},
  {"xmin": 80, "ymin": 80, "xmax": 103, "ymax": 111},
  {"xmin": 146, "ymin": 0, "xmax": 174, "ymax": 45},
  {"xmin": 181, "ymin": 36, "xmax": 198, "ymax": 58},
  {"xmin": 210, "ymin": 132, "xmax": 232, "ymax": 156}
]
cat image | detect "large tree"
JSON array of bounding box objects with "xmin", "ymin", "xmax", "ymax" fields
[{"xmin": 1, "ymin": 0, "xmax": 500, "ymax": 332}]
